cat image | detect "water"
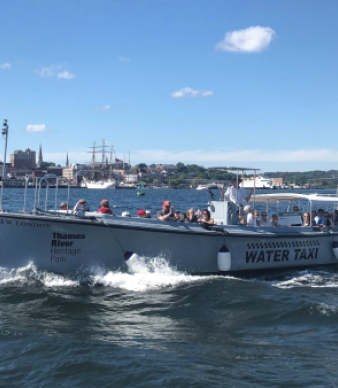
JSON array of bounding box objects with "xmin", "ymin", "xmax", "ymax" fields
[{"xmin": 1, "ymin": 188, "xmax": 338, "ymax": 387}]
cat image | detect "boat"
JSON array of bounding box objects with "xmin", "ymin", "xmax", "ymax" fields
[
  {"xmin": 196, "ymin": 185, "xmax": 208, "ymax": 190},
  {"xmin": 82, "ymin": 177, "xmax": 118, "ymax": 189},
  {"xmin": 240, "ymin": 175, "xmax": 273, "ymax": 189},
  {"xmin": 1, "ymin": 163, "xmax": 338, "ymax": 277}
]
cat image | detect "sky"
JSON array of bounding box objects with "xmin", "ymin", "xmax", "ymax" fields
[{"xmin": 0, "ymin": 0, "xmax": 338, "ymax": 172}]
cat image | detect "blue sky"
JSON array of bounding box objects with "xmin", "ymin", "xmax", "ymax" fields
[{"xmin": 0, "ymin": 0, "xmax": 337, "ymax": 172}]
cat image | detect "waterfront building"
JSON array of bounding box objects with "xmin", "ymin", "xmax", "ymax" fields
[{"xmin": 10, "ymin": 149, "xmax": 36, "ymax": 169}]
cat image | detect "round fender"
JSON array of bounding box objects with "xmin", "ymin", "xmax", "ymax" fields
[
  {"xmin": 217, "ymin": 244, "xmax": 231, "ymax": 271},
  {"xmin": 332, "ymin": 241, "xmax": 338, "ymax": 260}
]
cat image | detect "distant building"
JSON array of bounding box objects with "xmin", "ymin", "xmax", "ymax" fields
[{"xmin": 10, "ymin": 149, "xmax": 36, "ymax": 169}]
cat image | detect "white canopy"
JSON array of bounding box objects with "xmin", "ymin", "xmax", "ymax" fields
[{"xmin": 251, "ymin": 193, "xmax": 338, "ymax": 204}]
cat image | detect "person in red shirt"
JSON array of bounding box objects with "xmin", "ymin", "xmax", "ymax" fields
[{"xmin": 97, "ymin": 199, "xmax": 114, "ymax": 215}]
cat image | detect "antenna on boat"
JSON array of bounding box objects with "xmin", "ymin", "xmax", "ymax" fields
[{"xmin": 0, "ymin": 119, "xmax": 9, "ymax": 212}]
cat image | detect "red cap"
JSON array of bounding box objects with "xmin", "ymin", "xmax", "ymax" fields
[
  {"xmin": 137, "ymin": 209, "xmax": 146, "ymax": 215},
  {"xmin": 162, "ymin": 201, "xmax": 171, "ymax": 206}
]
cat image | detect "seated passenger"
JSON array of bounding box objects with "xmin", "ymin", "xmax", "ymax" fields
[
  {"xmin": 254, "ymin": 210, "xmax": 261, "ymax": 226},
  {"xmin": 121, "ymin": 211, "xmax": 131, "ymax": 217},
  {"xmin": 311, "ymin": 210, "xmax": 317, "ymax": 226},
  {"xmin": 98, "ymin": 199, "xmax": 113, "ymax": 215},
  {"xmin": 74, "ymin": 199, "xmax": 90, "ymax": 212},
  {"xmin": 293, "ymin": 205, "xmax": 300, "ymax": 212},
  {"xmin": 314, "ymin": 209, "xmax": 325, "ymax": 227},
  {"xmin": 145, "ymin": 210, "xmax": 152, "ymax": 218},
  {"xmin": 324, "ymin": 212, "xmax": 335, "ymax": 228},
  {"xmin": 244, "ymin": 206, "xmax": 254, "ymax": 226},
  {"xmin": 198, "ymin": 209, "xmax": 214, "ymax": 225},
  {"xmin": 156, "ymin": 201, "xmax": 176, "ymax": 221},
  {"xmin": 174, "ymin": 211, "xmax": 185, "ymax": 222},
  {"xmin": 59, "ymin": 201, "xmax": 69, "ymax": 210},
  {"xmin": 334, "ymin": 210, "xmax": 338, "ymax": 226},
  {"xmin": 270, "ymin": 214, "xmax": 280, "ymax": 226},
  {"xmin": 260, "ymin": 211, "xmax": 270, "ymax": 226},
  {"xmin": 185, "ymin": 208, "xmax": 198, "ymax": 223},
  {"xmin": 137, "ymin": 209, "xmax": 147, "ymax": 218},
  {"xmin": 302, "ymin": 211, "xmax": 311, "ymax": 226}
]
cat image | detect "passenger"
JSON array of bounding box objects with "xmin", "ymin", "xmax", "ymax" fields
[
  {"xmin": 185, "ymin": 208, "xmax": 198, "ymax": 223},
  {"xmin": 217, "ymin": 178, "xmax": 254, "ymax": 206},
  {"xmin": 156, "ymin": 201, "xmax": 176, "ymax": 221},
  {"xmin": 254, "ymin": 210, "xmax": 261, "ymax": 226},
  {"xmin": 59, "ymin": 201, "xmax": 69, "ymax": 210},
  {"xmin": 260, "ymin": 211, "xmax": 270, "ymax": 226},
  {"xmin": 270, "ymin": 214, "xmax": 280, "ymax": 227},
  {"xmin": 97, "ymin": 199, "xmax": 113, "ymax": 215},
  {"xmin": 334, "ymin": 210, "xmax": 338, "ymax": 226},
  {"xmin": 145, "ymin": 210, "xmax": 152, "ymax": 218},
  {"xmin": 198, "ymin": 209, "xmax": 214, "ymax": 225},
  {"xmin": 324, "ymin": 212, "xmax": 335, "ymax": 228},
  {"xmin": 137, "ymin": 209, "xmax": 147, "ymax": 218},
  {"xmin": 314, "ymin": 209, "xmax": 325, "ymax": 227},
  {"xmin": 73, "ymin": 199, "xmax": 90, "ymax": 212},
  {"xmin": 311, "ymin": 210, "xmax": 317, "ymax": 226},
  {"xmin": 121, "ymin": 211, "xmax": 131, "ymax": 217},
  {"xmin": 244, "ymin": 206, "xmax": 254, "ymax": 226},
  {"xmin": 302, "ymin": 211, "xmax": 311, "ymax": 227},
  {"xmin": 174, "ymin": 211, "xmax": 185, "ymax": 222},
  {"xmin": 293, "ymin": 205, "xmax": 300, "ymax": 212}
]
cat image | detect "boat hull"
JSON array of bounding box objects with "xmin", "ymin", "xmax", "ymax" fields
[{"xmin": 0, "ymin": 213, "xmax": 337, "ymax": 274}]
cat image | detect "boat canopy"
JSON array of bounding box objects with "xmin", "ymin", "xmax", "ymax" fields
[{"xmin": 252, "ymin": 193, "xmax": 338, "ymax": 204}]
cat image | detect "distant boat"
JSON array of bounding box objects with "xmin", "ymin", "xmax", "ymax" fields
[
  {"xmin": 240, "ymin": 176, "xmax": 273, "ymax": 189},
  {"xmin": 196, "ymin": 185, "xmax": 208, "ymax": 190},
  {"xmin": 82, "ymin": 177, "xmax": 118, "ymax": 189}
]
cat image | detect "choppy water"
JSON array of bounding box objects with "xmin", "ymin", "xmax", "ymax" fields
[{"xmin": 1, "ymin": 188, "xmax": 338, "ymax": 387}]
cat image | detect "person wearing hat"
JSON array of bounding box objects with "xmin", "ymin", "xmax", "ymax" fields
[
  {"xmin": 98, "ymin": 199, "xmax": 113, "ymax": 215},
  {"xmin": 137, "ymin": 209, "xmax": 147, "ymax": 218},
  {"xmin": 156, "ymin": 200, "xmax": 176, "ymax": 221},
  {"xmin": 59, "ymin": 201, "xmax": 69, "ymax": 210},
  {"xmin": 121, "ymin": 211, "xmax": 131, "ymax": 217},
  {"xmin": 73, "ymin": 198, "xmax": 91, "ymax": 212},
  {"xmin": 217, "ymin": 178, "xmax": 254, "ymax": 206}
]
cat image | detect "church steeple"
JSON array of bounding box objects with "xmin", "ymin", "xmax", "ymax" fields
[
  {"xmin": 66, "ymin": 152, "xmax": 69, "ymax": 167},
  {"xmin": 37, "ymin": 144, "xmax": 43, "ymax": 168}
]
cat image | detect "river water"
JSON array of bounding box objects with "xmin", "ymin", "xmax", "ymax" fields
[{"xmin": 1, "ymin": 188, "xmax": 338, "ymax": 387}]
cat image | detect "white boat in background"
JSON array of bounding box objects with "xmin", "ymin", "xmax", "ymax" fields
[
  {"xmin": 196, "ymin": 185, "xmax": 208, "ymax": 190},
  {"xmin": 240, "ymin": 175, "xmax": 273, "ymax": 189},
  {"xmin": 82, "ymin": 177, "xmax": 118, "ymax": 189}
]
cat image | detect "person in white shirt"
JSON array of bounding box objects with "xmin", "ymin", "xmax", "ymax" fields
[{"xmin": 217, "ymin": 178, "xmax": 254, "ymax": 206}]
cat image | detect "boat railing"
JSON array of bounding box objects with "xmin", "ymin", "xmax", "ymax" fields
[{"xmin": 22, "ymin": 176, "xmax": 71, "ymax": 213}]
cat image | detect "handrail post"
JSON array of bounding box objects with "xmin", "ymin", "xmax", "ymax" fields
[{"xmin": 0, "ymin": 119, "xmax": 9, "ymax": 212}]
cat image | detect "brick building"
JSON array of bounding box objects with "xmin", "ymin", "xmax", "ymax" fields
[{"xmin": 10, "ymin": 149, "xmax": 36, "ymax": 169}]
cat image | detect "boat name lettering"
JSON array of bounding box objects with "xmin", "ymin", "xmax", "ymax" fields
[
  {"xmin": 246, "ymin": 247, "xmax": 319, "ymax": 264},
  {"xmin": 0, "ymin": 219, "xmax": 51, "ymax": 227},
  {"xmin": 50, "ymin": 233, "xmax": 84, "ymax": 263},
  {"xmin": 52, "ymin": 233, "xmax": 85, "ymax": 239}
]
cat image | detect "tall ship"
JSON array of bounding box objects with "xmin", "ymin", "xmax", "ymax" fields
[{"xmin": 80, "ymin": 140, "xmax": 120, "ymax": 189}]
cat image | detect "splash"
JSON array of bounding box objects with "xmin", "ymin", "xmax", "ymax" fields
[
  {"xmin": 259, "ymin": 269, "xmax": 338, "ymax": 289},
  {"xmin": 0, "ymin": 259, "xmax": 213, "ymax": 292},
  {"xmin": 92, "ymin": 256, "xmax": 208, "ymax": 292}
]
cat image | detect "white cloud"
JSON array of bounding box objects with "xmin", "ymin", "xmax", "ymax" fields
[
  {"xmin": 118, "ymin": 57, "xmax": 130, "ymax": 62},
  {"xmin": 36, "ymin": 67, "xmax": 55, "ymax": 77},
  {"xmin": 25, "ymin": 124, "xmax": 47, "ymax": 133},
  {"xmin": 216, "ymin": 26, "xmax": 276, "ymax": 53},
  {"xmin": 95, "ymin": 105, "xmax": 111, "ymax": 111},
  {"xmin": 57, "ymin": 71, "xmax": 76, "ymax": 79},
  {"xmin": 0, "ymin": 63, "xmax": 11, "ymax": 69},
  {"xmin": 171, "ymin": 87, "xmax": 214, "ymax": 98}
]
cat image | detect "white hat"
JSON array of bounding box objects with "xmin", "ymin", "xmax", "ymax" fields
[{"xmin": 122, "ymin": 211, "xmax": 131, "ymax": 217}]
